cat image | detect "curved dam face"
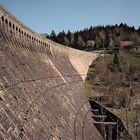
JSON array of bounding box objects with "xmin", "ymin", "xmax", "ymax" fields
[{"xmin": 0, "ymin": 5, "xmax": 102, "ymax": 140}]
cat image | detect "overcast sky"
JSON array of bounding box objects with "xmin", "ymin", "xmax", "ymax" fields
[{"xmin": 1, "ymin": 0, "xmax": 140, "ymax": 34}]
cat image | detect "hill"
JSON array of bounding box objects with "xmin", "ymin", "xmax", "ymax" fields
[{"xmin": 45, "ymin": 24, "xmax": 140, "ymax": 51}]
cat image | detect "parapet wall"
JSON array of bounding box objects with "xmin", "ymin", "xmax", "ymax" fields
[
  {"xmin": 0, "ymin": 5, "xmax": 52, "ymax": 54},
  {"xmin": 0, "ymin": 4, "xmax": 102, "ymax": 140}
]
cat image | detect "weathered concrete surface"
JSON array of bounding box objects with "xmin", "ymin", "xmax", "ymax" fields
[
  {"xmin": 50, "ymin": 43, "xmax": 99, "ymax": 80},
  {"xmin": 0, "ymin": 5, "xmax": 102, "ymax": 140}
]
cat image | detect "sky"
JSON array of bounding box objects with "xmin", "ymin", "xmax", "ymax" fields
[{"xmin": 0, "ymin": 0, "xmax": 140, "ymax": 34}]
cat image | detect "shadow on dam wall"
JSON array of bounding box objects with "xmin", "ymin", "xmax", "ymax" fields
[{"xmin": 0, "ymin": 5, "xmax": 102, "ymax": 140}]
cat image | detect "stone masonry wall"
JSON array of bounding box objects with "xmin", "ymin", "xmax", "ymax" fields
[{"xmin": 0, "ymin": 5, "xmax": 102, "ymax": 140}]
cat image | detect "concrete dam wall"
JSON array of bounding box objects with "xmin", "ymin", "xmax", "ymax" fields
[{"xmin": 0, "ymin": 5, "xmax": 102, "ymax": 140}]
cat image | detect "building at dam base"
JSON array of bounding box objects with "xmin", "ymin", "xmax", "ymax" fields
[{"xmin": 0, "ymin": 5, "xmax": 102, "ymax": 140}]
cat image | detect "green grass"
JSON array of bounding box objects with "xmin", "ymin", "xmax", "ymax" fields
[
  {"xmin": 85, "ymin": 58, "xmax": 97, "ymax": 97},
  {"xmin": 125, "ymin": 53, "xmax": 140, "ymax": 65},
  {"xmin": 109, "ymin": 108, "xmax": 136, "ymax": 131},
  {"xmin": 84, "ymin": 81, "xmax": 93, "ymax": 97}
]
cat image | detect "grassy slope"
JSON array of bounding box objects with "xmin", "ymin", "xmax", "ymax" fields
[
  {"xmin": 85, "ymin": 54, "xmax": 113, "ymax": 97},
  {"xmin": 85, "ymin": 52, "xmax": 140, "ymax": 97},
  {"xmin": 109, "ymin": 108, "xmax": 136, "ymax": 131},
  {"xmin": 85, "ymin": 51, "xmax": 140, "ymax": 138}
]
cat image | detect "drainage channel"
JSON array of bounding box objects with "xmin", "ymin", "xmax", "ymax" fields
[{"xmin": 89, "ymin": 99, "xmax": 132, "ymax": 140}]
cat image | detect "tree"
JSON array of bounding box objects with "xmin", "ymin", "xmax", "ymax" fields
[
  {"xmin": 47, "ymin": 23, "xmax": 140, "ymax": 51},
  {"xmin": 113, "ymin": 53, "xmax": 119, "ymax": 67},
  {"xmin": 63, "ymin": 37, "xmax": 70, "ymax": 46},
  {"xmin": 137, "ymin": 26, "xmax": 140, "ymax": 35},
  {"xmin": 50, "ymin": 30, "xmax": 57, "ymax": 41},
  {"xmin": 57, "ymin": 30, "xmax": 65, "ymax": 44},
  {"xmin": 66, "ymin": 30, "xmax": 73, "ymax": 44}
]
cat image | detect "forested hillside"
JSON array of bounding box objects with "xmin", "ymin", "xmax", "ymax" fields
[{"xmin": 43, "ymin": 23, "xmax": 140, "ymax": 51}]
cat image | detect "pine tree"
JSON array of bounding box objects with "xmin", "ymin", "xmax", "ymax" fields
[
  {"xmin": 47, "ymin": 24, "xmax": 140, "ymax": 51},
  {"xmin": 50, "ymin": 30, "xmax": 57, "ymax": 41},
  {"xmin": 113, "ymin": 53, "xmax": 119, "ymax": 67}
]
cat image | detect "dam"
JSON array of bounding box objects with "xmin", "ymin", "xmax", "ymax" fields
[{"xmin": 0, "ymin": 5, "xmax": 102, "ymax": 140}]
